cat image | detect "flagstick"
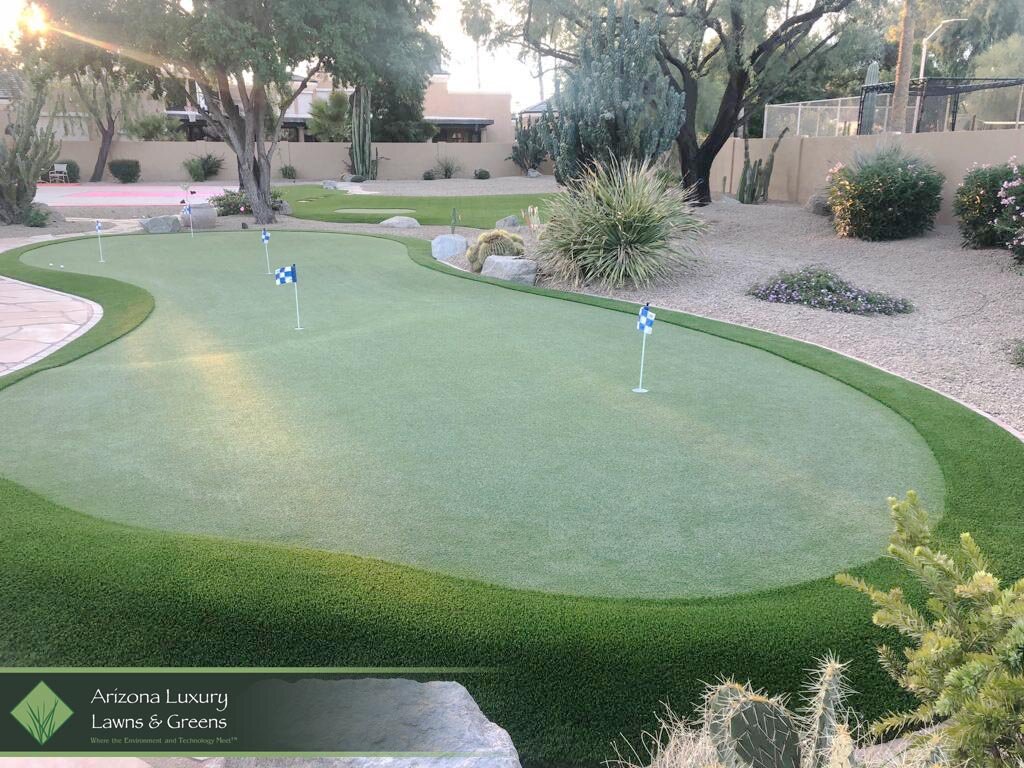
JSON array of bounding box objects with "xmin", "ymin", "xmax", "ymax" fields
[
  {"xmin": 293, "ymin": 281, "xmax": 303, "ymax": 331},
  {"xmin": 97, "ymin": 228, "xmax": 104, "ymax": 263},
  {"xmin": 633, "ymin": 332, "xmax": 648, "ymax": 394},
  {"xmin": 188, "ymin": 210, "xmax": 194, "ymax": 238},
  {"xmin": 264, "ymin": 240, "xmax": 271, "ymax": 275}
]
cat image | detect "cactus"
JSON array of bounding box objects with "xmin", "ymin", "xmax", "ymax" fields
[
  {"xmin": 349, "ymin": 85, "xmax": 373, "ymax": 179},
  {"xmin": 711, "ymin": 695, "xmax": 801, "ymax": 768},
  {"xmin": 736, "ymin": 127, "xmax": 788, "ymax": 204},
  {"xmin": 466, "ymin": 229, "xmax": 525, "ymax": 272},
  {"xmin": 803, "ymin": 656, "xmax": 851, "ymax": 768},
  {"xmin": 450, "ymin": 207, "xmax": 460, "ymax": 235}
]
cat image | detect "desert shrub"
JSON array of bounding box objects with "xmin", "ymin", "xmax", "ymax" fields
[
  {"xmin": 838, "ymin": 491, "xmax": 1024, "ymax": 766},
  {"xmin": 108, "ymin": 159, "xmax": 141, "ymax": 183},
  {"xmin": 466, "ymin": 229, "xmax": 525, "ymax": 272},
  {"xmin": 748, "ymin": 266, "xmax": 913, "ymax": 316},
  {"xmin": 1011, "ymin": 340, "xmax": 1024, "ymax": 368},
  {"xmin": 827, "ymin": 146, "xmax": 944, "ymax": 241},
  {"xmin": 537, "ymin": 157, "xmax": 705, "ymax": 288},
  {"xmin": 349, "ymin": 175, "xmax": 366, "ymax": 183},
  {"xmin": 473, "ymin": 168, "xmax": 491, "ymax": 180},
  {"xmin": 0, "ymin": 79, "xmax": 59, "ymax": 224},
  {"xmin": 508, "ymin": 116, "xmax": 547, "ymax": 173},
  {"xmin": 125, "ymin": 114, "xmax": 183, "ymax": 141},
  {"xmin": 422, "ymin": 168, "xmax": 436, "ymax": 181},
  {"xmin": 435, "ymin": 156, "xmax": 460, "ymax": 179},
  {"xmin": 209, "ymin": 189, "xmax": 284, "ymax": 216},
  {"xmin": 954, "ymin": 163, "xmax": 1015, "ymax": 249},
  {"xmin": 279, "ymin": 164, "xmax": 297, "ymax": 180},
  {"xmin": 183, "ymin": 153, "xmax": 224, "ymax": 182},
  {"xmin": 24, "ymin": 205, "xmax": 49, "ymax": 227},
  {"xmin": 996, "ymin": 159, "xmax": 1024, "ymax": 263}
]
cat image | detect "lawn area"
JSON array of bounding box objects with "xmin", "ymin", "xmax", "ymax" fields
[
  {"xmin": 1, "ymin": 231, "xmax": 1023, "ymax": 766},
  {"xmin": 279, "ymin": 184, "xmax": 551, "ymax": 227}
]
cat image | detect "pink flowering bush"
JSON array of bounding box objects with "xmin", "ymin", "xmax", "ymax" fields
[
  {"xmin": 953, "ymin": 162, "xmax": 1015, "ymax": 249},
  {"xmin": 827, "ymin": 146, "xmax": 944, "ymax": 241},
  {"xmin": 995, "ymin": 157, "xmax": 1024, "ymax": 263}
]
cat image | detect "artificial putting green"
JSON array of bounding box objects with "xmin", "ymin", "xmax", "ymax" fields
[
  {"xmin": 281, "ymin": 185, "xmax": 550, "ymax": 227},
  {"xmin": 3, "ymin": 231, "xmax": 1023, "ymax": 767},
  {"xmin": 0, "ymin": 232, "xmax": 942, "ymax": 599}
]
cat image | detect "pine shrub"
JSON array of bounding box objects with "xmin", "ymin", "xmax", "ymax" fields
[
  {"xmin": 827, "ymin": 146, "xmax": 943, "ymax": 241},
  {"xmin": 537, "ymin": 158, "xmax": 704, "ymax": 288},
  {"xmin": 108, "ymin": 159, "xmax": 141, "ymax": 183},
  {"xmin": 954, "ymin": 163, "xmax": 1015, "ymax": 249}
]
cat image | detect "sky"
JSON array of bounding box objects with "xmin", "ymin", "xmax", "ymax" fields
[{"xmin": 0, "ymin": 0, "xmax": 550, "ymax": 111}]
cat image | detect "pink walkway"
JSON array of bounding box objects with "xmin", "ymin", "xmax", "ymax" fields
[{"xmin": 35, "ymin": 183, "xmax": 236, "ymax": 208}]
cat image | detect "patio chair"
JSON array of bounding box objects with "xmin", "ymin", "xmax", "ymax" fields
[{"xmin": 48, "ymin": 163, "xmax": 69, "ymax": 183}]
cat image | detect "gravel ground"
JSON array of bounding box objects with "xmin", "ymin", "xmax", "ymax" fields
[
  {"xmin": 320, "ymin": 175, "xmax": 559, "ymax": 197},
  {"xmin": 0, "ymin": 218, "xmax": 97, "ymax": 238}
]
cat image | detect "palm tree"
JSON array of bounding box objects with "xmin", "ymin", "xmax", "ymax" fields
[
  {"xmin": 460, "ymin": 0, "xmax": 494, "ymax": 90},
  {"xmin": 890, "ymin": 0, "xmax": 917, "ymax": 132}
]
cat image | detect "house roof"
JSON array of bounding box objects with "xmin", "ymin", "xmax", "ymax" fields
[
  {"xmin": 519, "ymin": 99, "xmax": 550, "ymax": 114},
  {"xmin": 422, "ymin": 116, "xmax": 494, "ymax": 126}
]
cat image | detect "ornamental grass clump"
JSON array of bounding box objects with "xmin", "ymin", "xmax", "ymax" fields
[
  {"xmin": 748, "ymin": 266, "xmax": 913, "ymax": 316},
  {"xmin": 536, "ymin": 158, "xmax": 704, "ymax": 289},
  {"xmin": 828, "ymin": 147, "xmax": 944, "ymax": 241},
  {"xmin": 953, "ymin": 163, "xmax": 1015, "ymax": 249},
  {"xmin": 837, "ymin": 491, "xmax": 1024, "ymax": 767}
]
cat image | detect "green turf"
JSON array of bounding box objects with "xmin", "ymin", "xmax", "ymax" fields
[
  {"xmin": 279, "ymin": 184, "xmax": 551, "ymax": 228},
  {"xmin": 0, "ymin": 232, "xmax": 942, "ymax": 599},
  {"xmin": 1, "ymin": 232, "xmax": 1023, "ymax": 767}
]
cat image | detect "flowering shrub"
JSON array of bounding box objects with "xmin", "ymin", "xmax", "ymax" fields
[
  {"xmin": 748, "ymin": 266, "xmax": 913, "ymax": 316},
  {"xmin": 209, "ymin": 189, "xmax": 284, "ymax": 216},
  {"xmin": 827, "ymin": 146, "xmax": 944, "ymax": 241},
  {"xmin": 953, "ymin": 163, "xmax": 1015, "ymax": 249},
  {"xmin": 995, "ymin": 157, "xmax": 1024, "ymax": 263}
]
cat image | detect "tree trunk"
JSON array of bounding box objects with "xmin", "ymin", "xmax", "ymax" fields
[
  {"xmin": 890, "ymin": 0, "xmax": 916, "ymax": 132},
  {"xmin": 90, "ymin": 121, "xmax": 116, "ymax": 182},
  {"xmin": 237, "ymin": 157, "xmax": 275, "ymax": 224}
]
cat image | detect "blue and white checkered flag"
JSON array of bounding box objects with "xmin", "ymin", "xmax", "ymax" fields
[
  {"xmin": 182, "ymin": 204, "xmax": 191, "ymax": 215},
  {"xmin": 275, "ymin": 264, "xmax": 297, "ymax": 285},
  {"xmin": 637, "ymin": 304, "xmax": 655, "ymax": 335},
  {"xmin": 95, "ymin": 220, "xmax": 102, "ymax": 232},
  {"xmin": 261, "ymin": 228, "xmax": 270, "ymax": 244}
]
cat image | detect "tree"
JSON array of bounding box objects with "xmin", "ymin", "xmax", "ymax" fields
[
  {"xmin": 460, "ymin": 0, "xmax": 494, "ymax": 90},
  {"xmin": 306, "ymin": 90, "xmax": 349, "ymax": 142},
  {"xmin": 913, "ymin": 0, "xmax": 1024, "ymax": 77},
  {"xmin": 539, "ymin": 3, "xmax": 684, "ymax": 183},
  {"xmin": 522, "ymin": 0, "xmax": 871, "ymax": 202},
  {"xmin": 890, "ymin": 0, "xmax": 916, "ymax": 132},
  {"xmin": 51, "ymin": 0, "xmax": 440, "ymax": 223},
  {"xmin": 371, "ymin": 81, "xmax": 437, "ymax": 142},
  {"xmin": 0, "ymin": 65, "xmax": 60, "ymax": 224}
]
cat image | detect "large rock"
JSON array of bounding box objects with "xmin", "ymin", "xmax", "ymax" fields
[
  {"xmin": 158, "ymin": 679, "xmax": 520, "ymax": 768},
  {"xmin": 805, "ymin": 191, "xmax": 832, "ymax": 217},
  {"xmin": 495, "ymin": 215, "xmax": 520, "ymax": 229},
  {"xmin": 431, "ymin": 234, "xmax": 468, "ymax": 262},
  {"xmin": 322, "ymin": 180, "xmax": 342, "ymax": 190},
  {"xmin": 182, "ymin": 202, "xmax": 217, "ymax": 230},
  {"xmin": 481, "ymin": 255, "xmax": 537, "ymax": 285},
  {"xmin": 381, "ymin": 215, "xmax": 420, "ymax": 228},
  {"xmin": 140, "ymin": 214, "xmax": 182, "ymax": 234},
  {"xmin": 277, "ymin": 199, "xmax": 293, "ymax": 215},
  {"xmin": 525, "ymin": 168, "xmax": 542, "ymax": 178}
]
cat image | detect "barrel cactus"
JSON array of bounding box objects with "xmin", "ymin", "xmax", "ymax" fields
[{"xmin": 466, "ymin": 229, "xmax": 525, "ymax": 272}]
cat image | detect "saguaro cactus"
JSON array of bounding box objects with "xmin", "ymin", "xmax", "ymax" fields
[
  {"xmin": 737, "ymin": 127, "xmax": 788, "ymax": 204},
  {"xmin": 349, "ymin": 85, "xmax": 373, "ymax": 179}
]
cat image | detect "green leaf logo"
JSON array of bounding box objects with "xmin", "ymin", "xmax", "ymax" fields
[{"xmin": 11, "ymin": 681, "xmax": 73, "ymax": 746}]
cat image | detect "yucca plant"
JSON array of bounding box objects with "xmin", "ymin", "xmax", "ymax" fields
[
  {"xmin": 837, "ymin": 491, "xmax": 1024, "ymax": 767},
  {"xmin": 536, "ymin": 157, "xmax": 704, "ymax": 289}
]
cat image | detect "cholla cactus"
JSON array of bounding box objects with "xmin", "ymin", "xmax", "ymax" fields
[
  {"xmin": 450, "ymin": 207, "xmax": 460, "ymax": 235},
  {"xmin": 466, "ymin": 229, "xmax": 525, "ymax": 272}
]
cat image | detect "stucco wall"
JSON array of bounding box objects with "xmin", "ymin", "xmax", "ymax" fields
[
  {"xmin": 710, "ymin": 129, "xmax": 1024, "ymax": 223},
  {"xmin": 422, "ymin": 80, "xmax": 515, "ymax": 143},
  {"xmin": 55, "ymin": 140, "xmax": 522, "ymax": 182}
]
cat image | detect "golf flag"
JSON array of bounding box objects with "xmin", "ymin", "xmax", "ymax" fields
[
  {"xmin": 274, "ymin": 264, "xmax": 302, "ymax": 330},
  {"xmin": 95, "ymin": 220, "xmax": 105, "ymax": 263},
  {"xmin": 261, "ymin": 228, "xmax": 271, "ymax": 274},
  {"xmin": 637, "ymin": 305, "xmax": 655, "ymax": 334},
  {"xmin": 274, "ymin": 264, "xmax": 296, "ymax": 284},
  {"xmin": 633, "ymin": 303, "xmax": 654, "ymax": 394},
  {"xmin": 182, "ymin": 203, "xmax": 194, "ymax": 238}
]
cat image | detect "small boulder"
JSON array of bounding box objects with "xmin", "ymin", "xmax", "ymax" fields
[
  {"xmin": 526, "ymin": 168, "xmax": 542, "ymax": 178},
  {"xmin": 321, "ymin": 180, "xmax": 342, "ymax": 190},
  {"xmin": 481, "ymin": 255, "xmax": 537, "ymax": 285},
  {"xmin": 495, "ymin": 215, "xmax": 521, "ymax": 229},
  {"xmin": 276, "ymin": 200, "xmax": 293, "ymax": 215},
  {"xmin": 431, "ymin": 234, "xmax": 468, "ymax": 262},
  {"xmin": 140, "ymin": 214, "xmax": 182, "ymax": 234},
  {"xmin": 805, "ymin": 192, "xmax": 832, "ymax": 217},
  {"xmin": 183, "ymin": 202, "xmax": 217, "ymax": 230},
  {"xmin": 381, "ymin": 216, "xmax": 420, "ymax": 228}
]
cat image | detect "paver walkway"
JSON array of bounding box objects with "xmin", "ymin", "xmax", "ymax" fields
[{"xmin": 0, "ymin": 219, "xmax": 141, "ymax": 377}]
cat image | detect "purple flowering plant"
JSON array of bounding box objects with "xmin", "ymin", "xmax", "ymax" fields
[{"xmin": 748, "ymin": 265, "xmax": 913, "ymax": 316}]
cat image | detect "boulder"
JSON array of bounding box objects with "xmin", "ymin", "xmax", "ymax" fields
[
  {"xmin": 805, "ymin": 191, "xmax": 832, "ymax": 217},
  {"xmin": 526, "ymin": 168, "xmax": 542, "ymax": 178},
  {"xmin": 203, "ymin": 679, "xmax": 521, "ymax": 768},
  {"xmin": 481, "ymin": 256, "xmax": 537, "ymax": 285},
  {"xmin": 381, "ymin": 216, "xmax": 420, "ymax": 228},
  {"xmin": 322, "ymin": 180, "xmax": 342, "ymax": 190},
  {"xmin": 495, "ymin": 215, "xmax": 521, "ymax": 229},
  {"xmin": 431, "ymin": 234, "xmax": 468, "ymax": 262},
  {"xmin": 140, "ymin": 215, "xmax": 182, "ymax": 234},
  {"xmin": 277, "ymin": 199, "xmax": 293, "ymax": 216},
  {"xmin": 183, "ymin": 202, "xmax": 217, "ymax": 230}
]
